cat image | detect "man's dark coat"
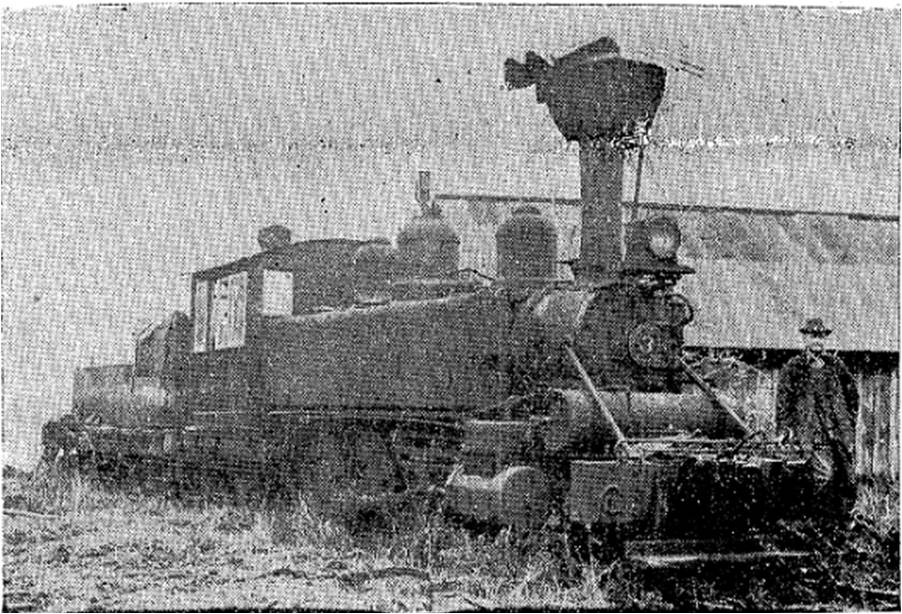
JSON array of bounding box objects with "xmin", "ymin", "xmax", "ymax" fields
[{"xmin": 776, "ymin": 352, "xmax": 858, "ymax": 501}]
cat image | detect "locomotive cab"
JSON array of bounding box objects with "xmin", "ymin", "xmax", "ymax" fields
[{"xmin": 184, "ymin": 235, "xmax": 383, "ymax": 423}]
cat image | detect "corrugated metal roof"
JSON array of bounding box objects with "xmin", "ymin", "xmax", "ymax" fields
[
  {"xmin": 680, "ymin": 260, "xmax": 898, "ymax": 353},
  {"xmin": 442, "ymin": 199, "xmax": 899, "ymax": 353},
  {"xmin": 678, "ymin": 210, "xmax": 898, "ymax": 264},
  {"xmin": 432, "ymin": 143, "xmax": 899, "ymax": 219}
]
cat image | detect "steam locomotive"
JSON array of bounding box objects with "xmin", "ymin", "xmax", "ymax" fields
[{"xmin": 44, "ymin": 37, "xmax": 817, "ymax": 566}]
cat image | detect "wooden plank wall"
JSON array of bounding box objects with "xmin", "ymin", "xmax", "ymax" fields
[
  {"xmin": 859, "ymin": 370, "xmax": 898, "ymax": 479},
  {"xmin": 755, "ymin": 367, "xmax": 899, "ymax": 481},
  {"xmin": 891, "ymin": 370, "xmax": 899, "ymax": 479}
]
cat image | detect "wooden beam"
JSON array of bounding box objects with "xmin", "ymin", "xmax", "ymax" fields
[
  {"xmin": 878, "ymin": 373, "xmax": 893, "ymax": 477},
  {"xmin": 856, "ymin": 373, "xmax": 870, "ymax": 477},
  {"xmin": 891, "ymin": 369, "xmax": 899, "ymax": 480},
  {"xmin": 855, "ymin": 372, "xmax": 867, "ymax": 477}
]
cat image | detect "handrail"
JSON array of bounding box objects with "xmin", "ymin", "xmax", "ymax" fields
[
  {"xmin": 680, "ymin": 358, "xmax": 751, "ymax": 437},
  {"xmin": 564, "ymin": 345, "xmax": 630, "ymax": 454}
]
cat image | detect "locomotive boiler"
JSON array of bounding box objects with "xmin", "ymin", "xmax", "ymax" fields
[{"xmin": 46, "ymin": 37, "xmax": 817, "ymax": 566}]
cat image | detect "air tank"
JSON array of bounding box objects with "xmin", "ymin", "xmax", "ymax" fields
[
  {"xmin": 495, "ymin": 205, "xmax": 558, "ymax": 281},
  {"xmin": 396, "ymin": 212, "xmax": 460, "ymax": 279}
]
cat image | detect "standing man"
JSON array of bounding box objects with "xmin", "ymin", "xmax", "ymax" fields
[{"xmin": 776, "ymin": 317, "xmax": 859, "ymax": 520}]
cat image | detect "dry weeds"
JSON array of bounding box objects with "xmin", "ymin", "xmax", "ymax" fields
[{"xmin": 2, "ymin": 463, "xmax": 899, "ymax": 612}]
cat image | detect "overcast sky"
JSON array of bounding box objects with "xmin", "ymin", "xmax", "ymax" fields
[{"xmin": 2, "ymin": 5, "xmax": 899, "ymax": 466}]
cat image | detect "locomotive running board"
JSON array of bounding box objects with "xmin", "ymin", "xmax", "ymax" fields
[{"xmin": 625, "ymin": 539, "xmax": 811, "ymax": 570}]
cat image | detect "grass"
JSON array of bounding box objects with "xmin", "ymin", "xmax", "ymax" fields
[{"xmin": 3, "ymin": 463, "xmax": 900, "ymax": 611}]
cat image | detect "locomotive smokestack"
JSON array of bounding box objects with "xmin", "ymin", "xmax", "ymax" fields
[
  {"xmin": 579, "ymin": 141, "xmax": 623, "ymax": 279},
  {"xmin": 505, "ymin": 37, "xmax": 666, "ymax": 279}
]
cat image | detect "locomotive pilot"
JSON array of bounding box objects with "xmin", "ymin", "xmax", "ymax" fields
[{"xmin": 776, "ymin": 317, "xmax": 859, "ymax": 520}]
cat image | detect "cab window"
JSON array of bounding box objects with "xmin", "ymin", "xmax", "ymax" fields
[
  {"xmin": 211, "ymin": 271, "xmax": 248, "ymax": 350},
  {"xmin": 192, "ymin": 280, "xmax": 209, "ymax": 353},
  {"xmin": 262, "ymin": 270, "xmax": 294, "ymax": 316}
]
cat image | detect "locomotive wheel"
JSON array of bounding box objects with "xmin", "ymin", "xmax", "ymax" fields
[
  {"xmin": 285, "ymin": 419, "xmax": 411, "ymax": 522},
  {"xmin": 566, "ymin": 522, "xmax": 626, "ymax": 563},
  {"xmin": 348, "ymin": 430, "xmax": 399, "ymax": 495},
  {"xmin": 300, "ymin": 423, "xmax": 348, "ymax": 513},
  {"xmin": 288, "ymin": 421, "xmax": 357, "ymax": 515}
]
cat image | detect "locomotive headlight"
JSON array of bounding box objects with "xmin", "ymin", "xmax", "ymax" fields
[{"xmin": 646, "ymin": 217, "xmax": 681, "ymax": 260}]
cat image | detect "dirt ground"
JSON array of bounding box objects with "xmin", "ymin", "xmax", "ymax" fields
[
  {"xmin": 3, "ymin": 507, "xmax": 477, "ymax": 612},
  {"xmin": 2, "ymin": 467, "xmax": 899, "ymax": 612}
]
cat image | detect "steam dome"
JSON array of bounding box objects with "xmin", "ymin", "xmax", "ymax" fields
[
  {"xmin": 496, "ymin": 205, "xmax": 558, "ymax": 281},
  {"xmin": 396, "ymin": 213, "xmax": 460, "ymax": 279}
]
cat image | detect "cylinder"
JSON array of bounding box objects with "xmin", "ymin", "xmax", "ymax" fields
[
  {"xmin": 604, "ymin": 391, "xmax": 739, "ymax": 438},
  {"xmin": 445, "ymin": 466, "xmax": 551, "ymax": 528},
  {"xmin": 541, "ymin": 388, "xmax": 742, "ymax": 451}
]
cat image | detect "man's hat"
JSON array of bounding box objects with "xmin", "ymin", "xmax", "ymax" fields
[{"xmin": 800, "ymin": 317, "xmax": 832, "ymax": 337}]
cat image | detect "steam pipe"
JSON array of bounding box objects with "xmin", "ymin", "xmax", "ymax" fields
[{"xmin": 630, "ymin": 143, "xmax": 646, "ymax": 222}]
